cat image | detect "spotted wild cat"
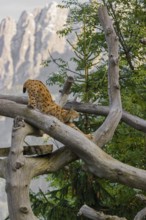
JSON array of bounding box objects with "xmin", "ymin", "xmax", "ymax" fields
[{"xmin": 23, "ymin": 79, "xmax": 79, "ymax": 123}]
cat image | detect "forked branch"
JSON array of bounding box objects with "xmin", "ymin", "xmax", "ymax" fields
[
  {"xmin": 0, "ymin": 100, "xmax": 146, "ymax": 191},
  {"xmin": 93, "ymin": 6, "xmax": 122, "ymax": 146}
]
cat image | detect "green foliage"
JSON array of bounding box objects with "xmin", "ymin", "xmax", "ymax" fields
[
  {"xmin": 99, "ymin": 181, "xmax": 144, "ymax": 219},
  {"xmin": 31, "ymin": 0, "xmax": 146, "ymax": 219},
  {"xmin": 31, "ymin": 163, "xmax": 113, "ymax": 220},
  {"xmin": 47, "ymin": 0, "xmax": 107, "ymax": 104}
]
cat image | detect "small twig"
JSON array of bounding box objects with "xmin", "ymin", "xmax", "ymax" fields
[{"xmin": 48, "ymin": 50, "xmax": 78, "ymax": 75}]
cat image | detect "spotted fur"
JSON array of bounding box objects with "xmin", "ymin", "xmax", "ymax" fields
[{"xmin": 23, "ymin": 79, "xmax": 79, "ymax": 123}]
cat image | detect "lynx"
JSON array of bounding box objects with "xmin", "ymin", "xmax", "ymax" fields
[{"xmin": 23, "ymin": 79, "xmax": 79, "ymax": 123}]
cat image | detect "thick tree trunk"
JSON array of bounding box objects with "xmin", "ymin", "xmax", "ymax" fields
[{"xmin": 5, "ymin": 116, "xmax": 38, "ymax": 220}]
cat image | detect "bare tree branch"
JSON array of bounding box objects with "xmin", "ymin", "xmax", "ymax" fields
[
  {"xmin": 134, "ymin": 207, "xmax": 146, "ymax": 220},
  {"xmin": 78, "ymin": 204, "xmax": 127, "ymax": 220},
  {"xmin": 92, "ymin": 6, "xmax": 122, "ymax": 146},
  {"xmin": 65, "ymin": 102, "xmax": 146, "ymax": 134},
  {"xmin": 1, "ymin": 99, "xmax": 146, "ymax": 190},
  {"xmin": 108, "ymin": 2, "xmax": 134, "ymax": 71},
  {"xmin": 58, "ymin": 76, "xmax": 74, "ymax": 107},
  {"xmin": 30, "ymin": 146, "xmax": 77, "ymax": 177},
  {"xmin": 0, "ymin": 94, "xmax": 28, "ymax": 104},
  {"xmin": 0, "ymin": 144, "xmax": 53, "ymax": 157},
  {"xmin": 78, "ymin": 203, "xmax": 146, "ymax": 220},
  {"xmin": 1, "ymin": 95, "xmax": 146, "ymax": 134}
]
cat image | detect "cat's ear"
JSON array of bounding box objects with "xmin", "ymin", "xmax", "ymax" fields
[{"xmin": 23, "ymin": 86, "xmax": 26, "ymax": 93}]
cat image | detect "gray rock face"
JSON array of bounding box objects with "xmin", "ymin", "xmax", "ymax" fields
[
  {"xmin": 0, "ymin": 17, "xmax": 16, "ymax": 89},
  {"xmin": 0, "ymin": 2, "xmax": 68, "ymax": 89}
]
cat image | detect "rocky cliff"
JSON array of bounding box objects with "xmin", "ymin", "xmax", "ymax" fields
[{"xmin": 0, "ymin": 2, "xmax": 68, "ymax": 90}]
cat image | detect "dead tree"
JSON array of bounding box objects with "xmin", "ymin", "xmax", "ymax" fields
[{"xmin": 0, "ymin": 6, "xmax": 146, "ymax": 220}]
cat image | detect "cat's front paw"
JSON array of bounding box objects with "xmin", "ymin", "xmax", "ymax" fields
[{"xmin": 27, "ymin": 104, "xmax": 34, "ymax": 109}]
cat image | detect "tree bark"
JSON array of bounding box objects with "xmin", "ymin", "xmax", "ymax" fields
[
  {"xmin": 78, "ymin": 204, "xmax": 127, "ymax": 220},
  {"xmin": 58, "ymin": 76, "xmax": 74, "ymax": 107},
  {"xmin": 1, "ymin": 95, "xmax": 146, "ymax": 134},
  {"xmin": 5, "ymin": 116, "xmax": 38, "ymax": 220},
  {"xmin": 93, "ymin": 6, "xmax": 122, "ymax": 146},
  {"xmin": 0, "ymin": 5, "xmax": 145, "ymax": 220},
  {"xmin": 134, "ymin": 208, "xmax": 146, "ymax": 220},
  {"xmin": 65, "ymin": 102, "xmax": 146, "ymax": 133},
  {"xmin": 0, "ymin": 100, "xmax": 146, "ymax": 190},
  {"xmin": 0, "ymin": 144, "xmax": 53, "ymax": 157}
]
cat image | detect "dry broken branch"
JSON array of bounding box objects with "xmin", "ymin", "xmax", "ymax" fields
[
  {"xmin": 58, "ymin": 76, "xmax": 74, "ymax": 107},
  {"xmin": 30, "ymin": 146, "xmax": 77, "ymax": 177},
  {"xmin": 0, "ymin": 144, "xmax": 53, "ymax": 157},
  {"xmin": 78, "ymin": 203, "xmax": 146, "ymax": 220},
  {"xmin": 78, "ymin": 204, "xmax": 127, "ymax": 220}
]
